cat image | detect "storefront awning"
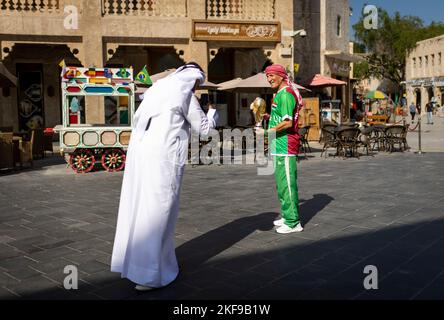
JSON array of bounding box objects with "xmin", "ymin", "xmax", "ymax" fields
[
  {"xmin": 0, "ymin": 62, "xmax": 17, "ymax": 88},
  {"xmin": 325, "ymin": 51, "xmax": 364, "ymax": 63}
]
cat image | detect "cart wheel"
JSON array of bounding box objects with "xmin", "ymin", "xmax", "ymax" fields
[
  {"xmin": 101, "ymin": 149, "xmax": 126, "ymax": 172},
  {"xmin": 69, "ymin": 149, "xmax": 95, "ymax": 173}
]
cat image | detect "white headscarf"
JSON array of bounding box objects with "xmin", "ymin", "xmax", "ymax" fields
[{"xmin": 132, "ymin": 63, "xmax": 205, "ymax": 140}]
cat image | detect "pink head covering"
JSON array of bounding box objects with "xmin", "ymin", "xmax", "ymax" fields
[{"xmin": 265, "ymin": 64, "xmax": 288, "ymax": 80}]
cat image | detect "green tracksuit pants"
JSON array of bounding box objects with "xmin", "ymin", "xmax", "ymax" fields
[{"xmin": 273, "ymin": 156, "xmax": 300, "ymax": 228}]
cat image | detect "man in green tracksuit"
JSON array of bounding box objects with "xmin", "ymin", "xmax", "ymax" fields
[{"xmin": 263, "ymin": 64, "xmax": 303, "ymax": 234}]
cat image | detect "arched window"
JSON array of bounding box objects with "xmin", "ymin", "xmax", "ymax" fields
[{"xmin": 337, "ymin": 15, "xmax": 342, "ymax": 37}]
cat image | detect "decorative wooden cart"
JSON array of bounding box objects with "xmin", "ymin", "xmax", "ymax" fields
[{"xmin": 55, "ymin": 66, "xmax": 135, "ymax": 173}]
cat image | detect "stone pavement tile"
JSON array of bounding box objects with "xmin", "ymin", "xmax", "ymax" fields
[
  {"xmin": 91, "ymin": 279, "xmax": 138, "ymax": 300},
  {"xmin": 179, "ymin": 266, "xmax": 237, "ymax": 290},
  {"xmin": 0, "ymin": 255, "xmax": 38, "ymax": 270},
  {"xmin": 34, "ymin": 239, "xmax": 75, "ymax": 250},
  {"xmin": 300, "ymin": 280, "xmax": 366, "ymax": 300},
  {"xmin": 0, "ymin": 226, "xmax": 44, "ymax": 242},
  {"xmin": 4, "ymin": 265, "xmax": 43, "ymax": 281},
  {"xmin": 358, "ymin": 222, "xmax": 424, "ymax": 245},
  {"xmin": 249, "ymin": 245, "xmax": 331, "ymax": 278},
  {"xmin": 42, "ymin": 230, "xmax": 96, "ymax": 243},
  {"xmin": 80, "ymin": 270, "xmax": 121, "ymax": 289},
  {"xmin": 4, "ymin": 236, "xmax": 49, "ymax": 254},
  {"xmin": 27, "ymin": 246, "xmax": 80, "ymax": 263},
  {"xmin": 246, "ymin": 271, "xmax": 328, "ymax": 300},
  {"xmin": 180, "ymin": 282, "xmax": 252, "ymax": 300},
  {"xmin": 0, "ymin": 287, "xmax": 20, "ymax": 299},
  {"xmin": 225, "ymin": 271, "xmax": 276, "ymax": 293},
  {"xmin": 0, "ymin": 271, "xmax": 21, "ymax": 287},
  {"xmin": 413, "ymin": 272, "xmax": 444, "ymax": 299},
  {"xmin": 213, "ymin": 253, "xmax": 269, "ymax": 273},
  {"xmin": 4, "ymin": 275, "xmax": 61, "ymax": 298},
  {"xmin": 0, "ymin": 235, "xmax": 14, "ymax": 244},
  {"xmin": 357, "ymin": 284, "xmax": 421, "ymax": 300},
  {"xmin": 308, "ymin": 253, "xmax": 364, "ymax": 277},
  {"xmin": 395, "ymin": 220, "xmax": 444, "ymax": 247},
  {"xmin": 61, "ymin": 249, "xmax": 109, "ymax": 266},
  {"xmin": 76, "ymin": 261, "xmax": 110, "ymax": 275},
  {"xmin": 0, "ymin": 244, "xmax": 23, "ymax": 261},
  {"xmin": 334, "ymin": 237, "xmax": 390, "ymax": 259},
  {"xmin": 94, "ymin": 254, "xmax": 111, "ymax": 266},
  {"xmin": 253, "ymin": 236, "xmax": 314, "ymax": 261},
  {"xmin": 128, "ymin": 281, "xmax": 196, "ymax": 300},
  {"xmin": 31, "ymin": 258, "xmax": 75, "ymax": 275},
  {"xmin": 296, "ymin": 263, "xmax": 340, "ymax": 283}
]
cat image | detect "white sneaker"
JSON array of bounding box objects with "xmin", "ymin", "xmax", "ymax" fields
[
  {"xmin": 276, "ymin": 223, "xmax": 303, "ymax": 234},
  {"xmin": 273, "ymin": 218, "xmax": 285, "ymax": 226},
  {"xmin": 135, "ymin": 285, "xmax": 155, "ymax": 291}
]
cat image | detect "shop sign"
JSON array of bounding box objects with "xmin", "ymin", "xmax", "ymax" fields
[
  {"xmin": 192, "ymin": 20, "xmax": 281, "ymax": 42},
  {"xmin": 406, "ymin": 77, "xmax": 444, "ymax": 87}
]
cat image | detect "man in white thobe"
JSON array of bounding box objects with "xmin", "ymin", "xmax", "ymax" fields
[{"xmin": 111, "ymin": 62, "xmax": 217, "ymax": 291}]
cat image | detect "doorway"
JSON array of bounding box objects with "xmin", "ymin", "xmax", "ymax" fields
[{"xmin": 16, "ymin": 63, "xmax": 44, "ymax": 131}]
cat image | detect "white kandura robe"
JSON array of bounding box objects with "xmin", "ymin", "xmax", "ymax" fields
[{"xmin": 111, "ymin": 67, "xmax": 217, "ymax": 287}]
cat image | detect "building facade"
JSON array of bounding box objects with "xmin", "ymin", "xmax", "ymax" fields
[
  {"xmin": 405, "ymin": 34, "xmax": 444, "ymax": 112},
  {"xmin": 293, "ymin": 0, "xmax": 359, "ymax": 120},
  {"xmin": 0, "ymin": 0, "xmax": 355, "ymax": 131}
]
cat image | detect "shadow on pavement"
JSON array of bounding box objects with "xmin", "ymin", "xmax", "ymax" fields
[
  {"xmin": 5, "ymin": 216, "xmax": 444, "ymax": 300},
  {"xmin": 300, "ymin": 193, "xmax": 334, "ymax": 226}
]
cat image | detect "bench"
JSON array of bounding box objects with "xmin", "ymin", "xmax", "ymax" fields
[{"xmin": 367, "ymin": 115, "xmax": 389, "ymax": 125}]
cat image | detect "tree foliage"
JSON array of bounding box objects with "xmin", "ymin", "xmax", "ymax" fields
[{"xmin": 353, "ymin": 8, "xmax": 444, "ymax": 89}]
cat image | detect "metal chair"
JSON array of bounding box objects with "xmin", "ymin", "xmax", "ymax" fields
[
  {"xmin": 298, "ymin": 125, "xmax": 311, "ymax": 157},
  {"xmin": 336, "ymin": 127, "xmax": 361, "ymax": 159},
  {"xmin": 385, "ymin": 125, "xmax": 408, "ymax": 152},
  {"xmin": 357, "ymin": 126, "xmax": 373, "ymax": 156},
  {"xmin": 320, "ymin": 128, "xmax": 338, "ymax": 158}
]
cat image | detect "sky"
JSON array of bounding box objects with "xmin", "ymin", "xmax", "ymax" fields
[{"xmin": 349, "ymin": 0, "xmax": 444, "ymax": 40}]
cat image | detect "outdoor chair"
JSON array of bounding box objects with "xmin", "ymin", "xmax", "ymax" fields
[
  {"xmin": 369, "ymin": 124, "xmax": 387, "ymax": 152},
  {"xmin": 31, "ymin": 128, "xmax": 45, "ymax": 159},
  {"xmin": 319, "ymin": 124, "xmax": 337, "ymax": 143},
  {"xmin": 19, "ymin": 129, "xmax": 35, "ymax": 168},
  {"xmin": 320, "ymin": 128, "xmax": 338, "ymax": 158},
  {"xmin": 357, "ymin": 126, "xmax": 373, "ymax": 156},
  {"xmin": 298, "ymin": 125, "xmax": 311, "ymax": 157},
  {"xmin": 385, "ymin": 125, "xmax": 408, "ymax": 152},
  {"xmin": 0, "ymin": 132, "xmax": 14, "ymax": 170},
  {"xmin": 336, "ymin": 127, "xmax": 361, "ymax": 159}
]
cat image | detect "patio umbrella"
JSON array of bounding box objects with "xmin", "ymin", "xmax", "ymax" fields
[
  {"xmin": 217, "ymin": 78, "xmax": 243, "ymax": 91},
  {"xmin": 0, "ymin": 62, "xmax": 17, "ymax": 88},
  {"xmin": 218, "ymin": 72, "xmax": 310, "ymax": 92},
  {"xmin": 365, "ymin": 90, "xmax": 388, "ymax": 99},
  {"xmin": 303, "ymin": 74, "xmax": 346, "ymax": 87}
]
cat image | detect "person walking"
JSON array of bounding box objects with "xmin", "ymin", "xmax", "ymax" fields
[
  {"xmin": 409, "ymin": 102, "xmax": 416, "ymax": 123},
  {"xmin": 426, "ymin": 101, "xmax": 434, "ymax": 124},
  {"xmin": 111, "ymin": 62, "xmax": 218, "ymax": 291},
  {"xmin": 257, "ymin": 64, "xmax": 303, "ymax": 234}
]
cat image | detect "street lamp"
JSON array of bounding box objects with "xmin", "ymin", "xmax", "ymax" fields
[{"xmin": 283, "ymin": 29, "xmax": 307, "ymax": 80}]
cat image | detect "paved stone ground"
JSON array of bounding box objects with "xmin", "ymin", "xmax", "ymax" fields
[{"xmin": 0, "ymin": 116, "xmax": 443, "ymax": 300}]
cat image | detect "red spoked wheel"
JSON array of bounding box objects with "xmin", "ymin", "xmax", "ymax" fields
[
  {"xmin": 69, "ymin": 149, "xmax": 96, "ymax": 173},
  {"xmin": 101, "ymin": 148, "xmax": 126, "ymax": 172}
]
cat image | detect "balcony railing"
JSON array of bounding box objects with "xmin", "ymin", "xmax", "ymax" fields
[
  {"xmin": 0, "ymin": 0, "xmax": 62, "ymax": 14},
  {"xmin": 206, "ymin": 0, "xmax": 275, "ymax": 20},
  {"xmin": 102, "ymin": 0, "xmax": 187, "ymax": 17}
]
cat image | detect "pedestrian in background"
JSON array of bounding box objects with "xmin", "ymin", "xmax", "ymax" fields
[
  {"xmin": 426, "ymin": 101, "xmax": 434, "ymax": 124},
  {"xmin": 409, "ymin": 102, "xmax": 416, "ymax": 123}
]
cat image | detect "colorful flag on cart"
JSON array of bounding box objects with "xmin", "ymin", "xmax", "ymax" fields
[
  {"xmin": 136, "ymin": 65, "xmax": 152, "ymax": 85},
  {"xmin": 58, "ymin": 59, "xmax": 66, "ymax": 68}
]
